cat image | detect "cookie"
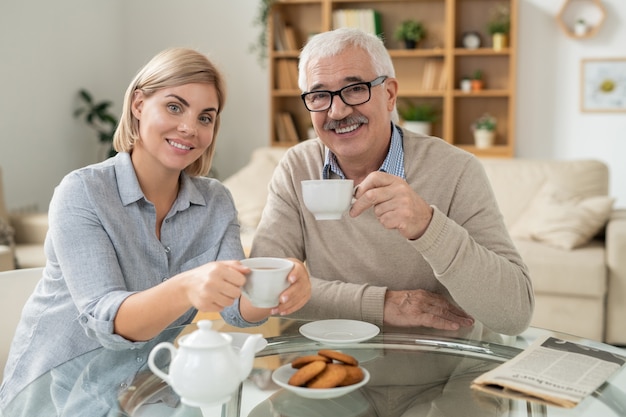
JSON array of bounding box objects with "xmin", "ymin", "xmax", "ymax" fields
[
  {"xmin": 306, "ymin": 363, "xmax": 348, "ymax": 389},
  {"xmin": 291, "ymin": 355, "xmax": 331, "ymax": 369},
  {"xmin": 338, "ymin": 365, "xmax": 365, "ymax": 386},
  {"xmin": 288, "ymin": 360, "xmax": 327, "ymax": 387},
  {"xmin": 318, "ymin": 349, "xmax": 359, "ymax": 366}
]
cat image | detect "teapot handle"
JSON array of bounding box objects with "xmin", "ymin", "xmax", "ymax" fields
[{"xmin": 148, "ymin": 342, "xmax": 176, "ymax": 384}]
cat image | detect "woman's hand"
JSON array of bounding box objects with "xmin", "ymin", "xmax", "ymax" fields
[
  {"xmin": 183, "ymin": 261, "xmax": 248, "ymax": 312},
  {"xmin": 239, "ymin": 258, "xmax": 311, "ymax": 322}
]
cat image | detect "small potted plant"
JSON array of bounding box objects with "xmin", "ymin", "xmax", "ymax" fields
[
  {"xmin": 471, "ymin": 70, "xmax": 484, "ymax": 91},
  {"xmin": 486, "ymin": 4, "xmax": 510, "ymax": 50},
  {"xmin": 398, "ymin": 102, "xmax": 437, "ymax": 136},
  {"xmin": 460, "ymin": 75, "xmax": 472, "ymax": 92},
  {"xmin": 574, "ymin": 18, "xmax": 588, "ymax": 36},
  {"xmin": 471, "ymin": 113, "xmax": 496, "ymax": 148},
  {"xmin": 394, "ymin": 20, "xmax": 426, "ymax": 49}
]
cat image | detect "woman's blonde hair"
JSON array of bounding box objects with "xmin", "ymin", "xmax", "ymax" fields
[{"xmin": 113, "ymin": 47, "xmax": 226, "ymax": 177}]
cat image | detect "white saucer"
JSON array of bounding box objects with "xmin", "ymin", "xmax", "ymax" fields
[
  {"xmin": 271, "ymin": 363, "xmax": 370, "ymax": 399},
  {"xmin": 299, "ymin": 320, "xmax": 380, "ymax": 344}
]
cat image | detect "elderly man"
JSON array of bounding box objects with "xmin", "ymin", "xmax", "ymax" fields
[{"xmin": 251, "ymin": 27, "xmax": 533, "ymax": 336}]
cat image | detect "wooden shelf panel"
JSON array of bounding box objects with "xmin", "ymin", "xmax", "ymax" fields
[{"xmin": 268, "ymin": 0, "xmax": 517, "ymax": 157}]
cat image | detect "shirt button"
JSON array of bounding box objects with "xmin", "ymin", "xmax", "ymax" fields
[
  {"xmin": 162, "ymin": 277, "xmax": 168, "ymax": 282},
  {"xmin": 120, "ymin": 382, "xmax": 128, "ymax": 389},
  {"xmin": 136, "ymin": 356, "xmax": 143, "ymax": 363},
  {"xmin": 165, "ymin": 219, "xmax": 170, "ymax": 223},
  {"xmin": 80, "ymin": 316, "xmax": 88, "ymax": 323},
  {"xmin": 164, "ymin": 246, "xmax": 171, "ymax": 253}
]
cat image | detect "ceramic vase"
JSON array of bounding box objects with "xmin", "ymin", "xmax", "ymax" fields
[
  {"xmin": 403, "ymin": 121, "xmax": 432, "ymax": 136},
  {"xmin": 474, "ymin": 129, "xmax": 495, "ymax": 149},
  {"xmin": 492, "ymin": 33, "xmax": 508, "ymax": 51}
]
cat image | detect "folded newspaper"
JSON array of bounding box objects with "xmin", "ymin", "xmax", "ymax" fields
[{"xmin": 471, "ymin": 335, "xmax": 625, "ymax": 408}]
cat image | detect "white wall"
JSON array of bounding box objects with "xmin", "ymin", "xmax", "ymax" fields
[
  {"xmin": 0, "ymin": 0, "xmax": 624, "ymax": 212},
  {"xmin": 0, "ymin": 0, "xmax": 268, "ymax": 211},
  {"xmin": 517, "ymin": 0, "xmax": 626, "ymax": 206}
]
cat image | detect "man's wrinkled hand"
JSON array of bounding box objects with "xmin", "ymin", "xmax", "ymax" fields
[
  {"xmin": 383, "ymin": 289, "xmax": 474, "ymax": 330},
  {"xmin": 350, "ymin": 172, "xmax": 433, "ymax": 240}
]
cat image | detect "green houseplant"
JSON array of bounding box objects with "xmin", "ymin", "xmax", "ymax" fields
[
  {"xmin": 74, "ymin": 89, "xmax": 118, "ymax": 159},
  {"xmin": 486, "ymin": 4, "xmax": 510, "ymax": 50},
  {"xmin": 394, "ymin": 20, "xmax": 426, "ymax": 49},
  {"xmin": 398, "ymin": 102, "xmax": 437, "ymax": 123},
  {"xmin": 250, "ymin": 0, "xmax": 275, "ymax": 66},
  {"xmin": 471, "ymin": 113, "xmax": 496, "ymax": 148},
  {"xmin": 398, "ymin": 102, "xmax": 437, "ymax": 135}
]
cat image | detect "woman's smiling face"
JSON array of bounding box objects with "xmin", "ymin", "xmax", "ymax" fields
[{"xmin": 130, "ymin": 82, "xmax": 219, "ymax": 174}]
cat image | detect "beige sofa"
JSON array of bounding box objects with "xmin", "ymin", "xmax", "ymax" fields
[
  {"xmin": 0, "ymin": 168, "xmax": 48, "ymax": 271},
  {"xmin": 223, "ymin": 147, "xmax": 626, "ymax": 346}
]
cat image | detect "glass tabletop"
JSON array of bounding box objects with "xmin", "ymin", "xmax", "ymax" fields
[{"xmin": 2, "ymin": 318, "xmax": 624, "ymax": 417}]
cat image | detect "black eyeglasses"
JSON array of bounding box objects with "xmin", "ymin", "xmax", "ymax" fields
[{"xmin": 300, "ymin": 76, "xmax": 388, "ymax": 112}]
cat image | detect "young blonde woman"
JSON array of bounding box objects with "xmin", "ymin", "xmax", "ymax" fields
[{"xmin": 0, "ymin": 48, "xmax": 310, "ymax": 414}]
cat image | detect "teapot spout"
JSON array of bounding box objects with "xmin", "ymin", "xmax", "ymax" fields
[{"xmin": 238, "ymin": 333, "xmax": 264, "ymax": 381}]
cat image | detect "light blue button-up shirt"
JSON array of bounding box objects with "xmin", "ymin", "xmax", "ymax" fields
[
  {"xmin": 0, "ymin": 152, "xmax": 261, "ymax": 409},
  {"xmin": 323, "ymin": 123, "xmax": 406, "ymax": 180}
]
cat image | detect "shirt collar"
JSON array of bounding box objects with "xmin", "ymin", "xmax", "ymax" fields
[
  {"xmin": 323, "ymin": 123, "xmax": 405, "ymax": 180},
  {"xmin": 114, "ymin": 152, "xmax": 206, "ymax": 208}
]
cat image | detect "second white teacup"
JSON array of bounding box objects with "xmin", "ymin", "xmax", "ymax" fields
[
  {"xmin": 240, "ymin": 257, "xmax": 294, "ymax": 308},
  {"xmin": 301, "ymin": 179, "xmax": 354, "ymax": 220}
]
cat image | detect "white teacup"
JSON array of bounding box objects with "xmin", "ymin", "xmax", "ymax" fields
[
  {"xmin": 240, "ymin": 257, "xmax": 294, "ymax": 308},
  {"xmin": 301, "ymin": 179, "xmax": 354, "ymax": 220}
]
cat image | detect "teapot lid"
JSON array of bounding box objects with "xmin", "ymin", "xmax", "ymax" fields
[{"xmin": 180, "ymin": 320, "xmax": 231, "ymax": 348}]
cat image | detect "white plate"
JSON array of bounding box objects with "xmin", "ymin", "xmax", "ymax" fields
[
  {"xmin": 299, "ymin": 320, "xmax": 380, "ymax": 344},
  {"xmin": 271, "ymin": 363, "xmax": 370, "ymax": 399}
]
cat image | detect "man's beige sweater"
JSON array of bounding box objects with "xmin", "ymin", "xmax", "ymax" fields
[{"xmin": 251, "ymin": 130, "xmax": 534, "ymax": 335}]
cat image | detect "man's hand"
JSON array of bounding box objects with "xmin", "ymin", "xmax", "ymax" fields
[
  {"xmin": 350, "ymin": 172, "xmax": 433, "ymax": 240},
  {"xmin": 383, "ymin": 289, "xmax": 474, "ymax": 330}
]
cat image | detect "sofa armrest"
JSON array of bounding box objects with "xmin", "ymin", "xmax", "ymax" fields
[
  {"xmin": 605, "ymin": 208, "xmax": 626, "ymax": 345},
  {"xmin": 9, "ymin": 212, "xmax": 48, "ymax": 245},
  {"xmin": 0, "ymin": 245, "xmax": 15, "ymax": 271}
]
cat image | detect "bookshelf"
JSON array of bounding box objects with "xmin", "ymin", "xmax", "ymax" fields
[{"xmin": 267, "ymin": 0, "xmax": 518, "ymax": 158}]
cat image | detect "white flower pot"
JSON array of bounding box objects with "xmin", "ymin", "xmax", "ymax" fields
[
  {"xmin": 574, "ymin": 21, "xmax": 588, "ymax": 36},
  {"xmin": 403, "ymin": 121, "xmax": 432, "ymax": 136},
  {"xmin": 474, "ymin": 129, "xmax": 495, "ymax": 149}
]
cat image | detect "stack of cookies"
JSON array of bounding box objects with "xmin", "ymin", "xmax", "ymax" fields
[{"xmin": 287, "ymin": 349, "xmax": 365, "ymax": 389}]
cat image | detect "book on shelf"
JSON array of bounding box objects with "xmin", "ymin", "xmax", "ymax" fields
[
  {"xmin": 332, "ymin": 9, "xmax": 382, "ymax": 38},
  {"xmin": 273, "ymin": 11, "xmax": 299, "ymax": 52},
  {"xmin": 274, "ymin": 112, "xmax": 299, "ymax": 144},
  {"xmin": 471, "ymin": 335, "xmax": 626, "ymax": 408},
  {"xmin": 420, "ymin": 60, "xmax": 446, "ymax": 91},
  {"xmin": 283, "ymin": 26, "xmax": 299, "ymax": 51},
  {"xmin": 275, "ymin": 59, "xmax": 299, "ymax": 90},
  {"xmin": 272, "ymin": 11, "xmax": 288, "ymax": 51}
]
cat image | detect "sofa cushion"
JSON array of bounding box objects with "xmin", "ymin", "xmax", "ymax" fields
[
  {"xmin": 223, "ymin": 147, "xmax": 288, "ymax": 232},
  {"xmin": 479, "ymin": 159, "xmax": 609, "ymax": 228},
  {"xmin": 510, "ymin": 182, "xmax": 614, "ymax": 249},
  {"xmin": 513, "ymin": 238, "xmax": 606, "ymax": 297}
]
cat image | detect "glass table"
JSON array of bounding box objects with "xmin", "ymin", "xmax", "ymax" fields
[{"xmin": 2, "ymin": 318, "xmax": 624, "ymax": 417}]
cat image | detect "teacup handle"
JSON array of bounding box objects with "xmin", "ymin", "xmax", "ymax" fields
[{"xmin": 148, "ymin": 342, "xmax": 177, "ymax": 384}]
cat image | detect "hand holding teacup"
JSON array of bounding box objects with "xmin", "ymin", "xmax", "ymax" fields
[
  {"xmin": 240, "ymin": 257, "xmax": 311, "ymax": 318},
  {"xmin": 349, "ymin": 171, "xmax": 433, "ymax": 240}
]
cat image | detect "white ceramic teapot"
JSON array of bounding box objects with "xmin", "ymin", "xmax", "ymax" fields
[{"xmin": 148, "ymin": 320, "xmax": 264, "ymax": 407}]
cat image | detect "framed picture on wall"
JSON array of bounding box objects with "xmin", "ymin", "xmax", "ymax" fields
[{"xmin": 581, "ymin": 57, "xmax": 626, "ymax": 112}]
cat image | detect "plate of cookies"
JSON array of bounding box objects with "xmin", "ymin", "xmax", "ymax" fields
[
  {"xmin": 299, "ymin": 319, "xmax": 380, "ymax": 344},
  {"xmin": 271, "ymin": 349, "xmax": 370, "ymax": 399}
]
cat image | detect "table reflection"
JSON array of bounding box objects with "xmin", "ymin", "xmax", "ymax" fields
[{"xmin": 2, "ymin": 326, "xmax": 184, "ymax": 417}]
